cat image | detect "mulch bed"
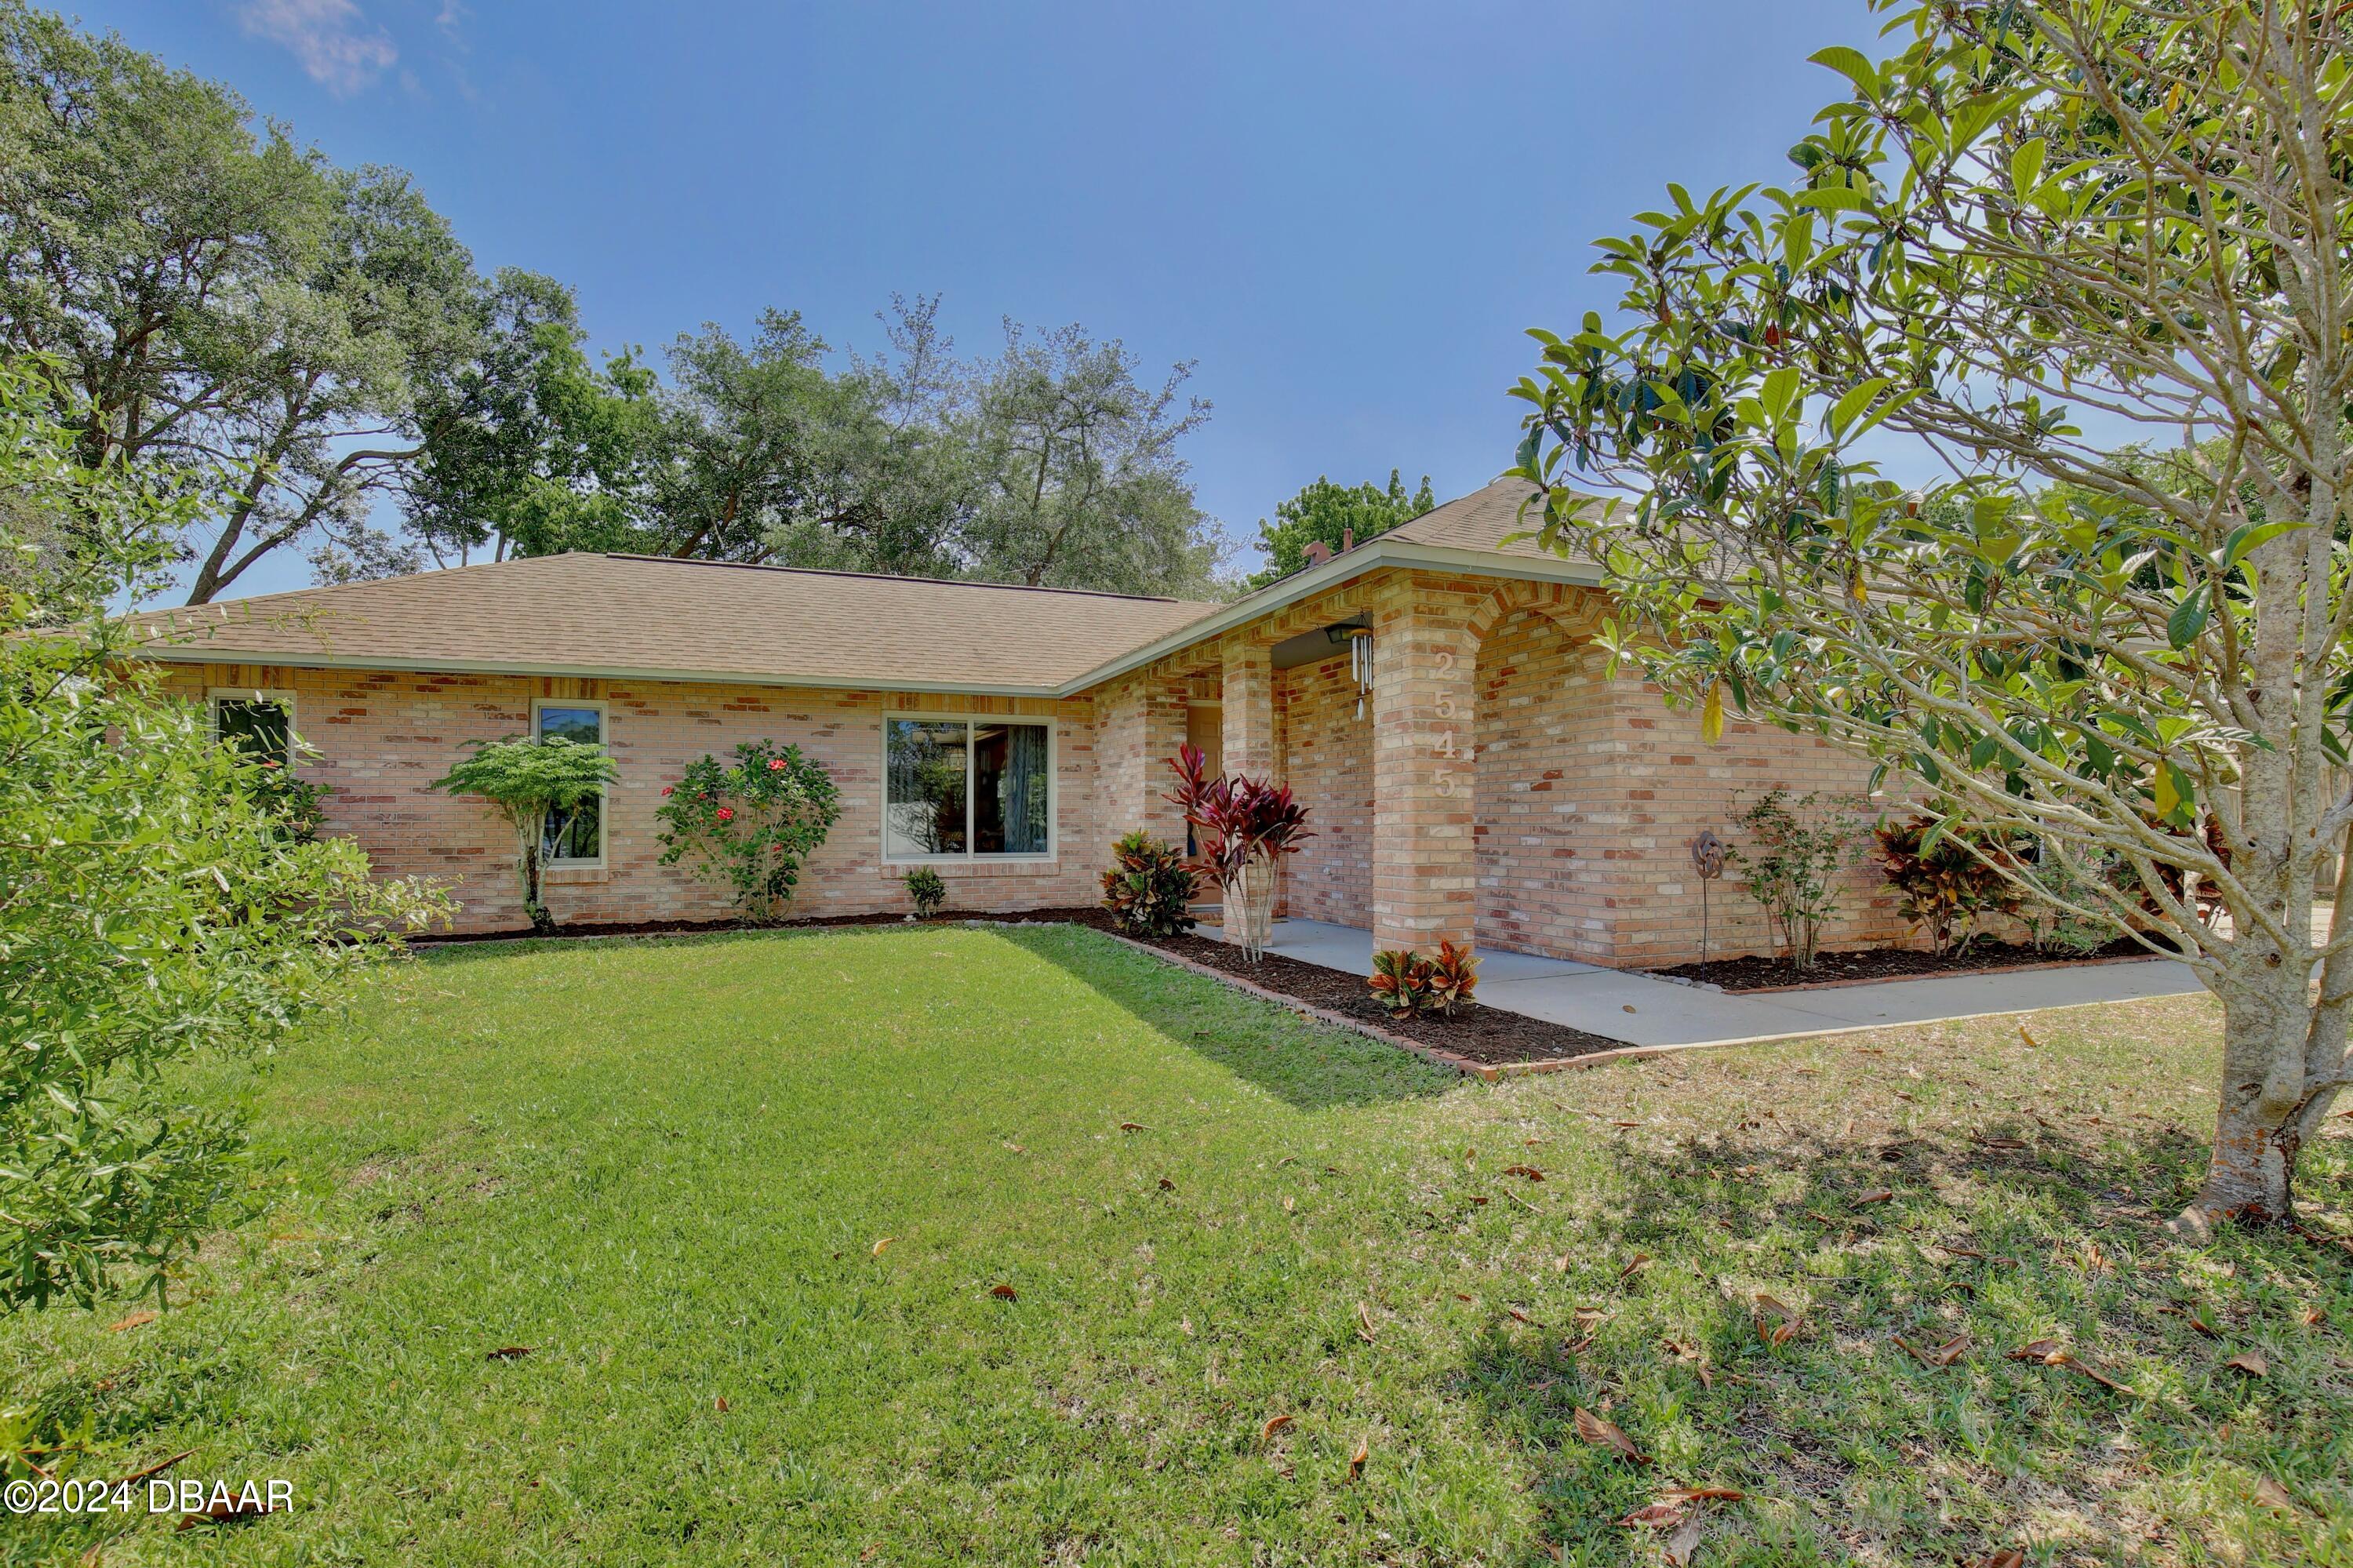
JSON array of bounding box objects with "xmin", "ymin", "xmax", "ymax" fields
[
  {"xmin": 1049, "ymin": 908, "xmax": 1631, "ymax": 1067},
  {"xmin": 1650, "ymin": 935, "xmax": 2172, "ymax": 992}
]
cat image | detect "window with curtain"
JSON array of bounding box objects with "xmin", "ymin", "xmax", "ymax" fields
[
  {"xmin": 886, "ymin": 717, "xmax": 1051, "ymax": 859},
  {"xmin": 536, "ymin": 704, "xmax": 605, "ymax": 864}
]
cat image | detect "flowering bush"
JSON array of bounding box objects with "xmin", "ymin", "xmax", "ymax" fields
[
  {"xmin": 654, "ymin": 740, "xmax": 842, "ymax": 923},
  {"xmin": 1100, "ymin": 831, "xmax": 1197, "ymax": 937}
]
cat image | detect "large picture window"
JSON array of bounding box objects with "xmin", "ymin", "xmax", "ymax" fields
[
  {"xmin": 534, "ymin": 700, "xmax": 606, "ymax": 865},
  {"xmin": 885, "ymin": 716, "xmax": 1052, "ymax": 860}
]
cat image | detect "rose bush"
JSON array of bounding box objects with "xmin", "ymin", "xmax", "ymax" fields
[{"xmin": 654, "ymin": 740, "xmax": 841, "ymax": 923}]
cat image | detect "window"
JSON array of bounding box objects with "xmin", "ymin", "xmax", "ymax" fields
[
  {"xmin": 534, "ymin": 700, "xmax": 606, "ymax": 865},
  {"xmin": 885, "ymin": 715, "xmax": 1052, "ymax": 860},
  {"xmin": 209, "ymin": 689, "xmax": 294, "ymax": 767}
]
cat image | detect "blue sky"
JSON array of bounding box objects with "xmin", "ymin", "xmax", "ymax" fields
[{"xmin": 79, "ymin": 0, "xmax": 1880, "ymax": 598}]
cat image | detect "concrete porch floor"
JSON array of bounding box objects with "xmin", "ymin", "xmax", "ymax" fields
[{"xmin": 1222, "ymin": 918, "xmax": 2206, "ymax": 1050}]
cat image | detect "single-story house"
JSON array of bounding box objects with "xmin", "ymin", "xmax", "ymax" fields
[{"xmin": 127, "ymin": 478, "xmax": 1907, "ymax": 965}]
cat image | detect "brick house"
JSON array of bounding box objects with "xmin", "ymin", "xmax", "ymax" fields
[{"xmin": 129, "ymin": 478, "xmax": 1905, "ymax": 964}]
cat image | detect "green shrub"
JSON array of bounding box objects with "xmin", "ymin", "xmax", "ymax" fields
[
  {"xmin": 0, "ymin": 359, "xmax": 450, "ymax": 1310},
  {"xmin": 1732, "ymin": 789, "xmax": 1864, "ymax": 970},
  {"xmin": 1424, "ymin": 940, "xmax": 1479, "ymax": 1017},
  {"xmin": 904, "ymin": 865, "xmax": 947, "ymax": 919},
  {"xmin": 654, "ymin": 740, "xmax": 842, "ymax": 924},
  {"xmin": 1099, "ymin": 831, "xmax": 1197, "ymax": 937},
  {"xmin": 1871, "ymin": 815, "xmax": 2021, "ymax": 955},
  {"xmin": 1368, "ymin": 949, "xmax": 1434, "ymax": 1019}
]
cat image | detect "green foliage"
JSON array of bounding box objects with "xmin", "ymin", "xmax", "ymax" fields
[
  {"xmin": 243, "ymin": 755, "xmax": 332, "ymax": 844},
  {"xmin": 0, "ymin": 2, "xmax": 493, "ymax": 600},
  {"xmin": 428, "ymin": 737, "xmax": 616, "ymax": 932},
  {"xmin": 1247, "ymin": 469, "xmax": 1434, "ymax": 588},
  {"xmin": 1424, "ymin": 940, "xmax": 1479, "ymax": 1017},
  {"xmin": 1098, "ymin": 831, "xmax": 1197, "ymax": 937},
  {"xmin": 1730, "ymin": 791, "xmax": 1861, "ymax": 970},
  {"xmin": 1871, "ymin": 816, "xmax": 2020, "ymax": 958},
  {"xmin": 1510, "ymin": 1, "xmax": 2353, "ymax": 1211},
  {"xmin": 902, "ymin": 865, "xmax": 947, "ymax": 919},
  {"xmin": 1367, "ymin": 949, "xmax": 1434, "ymax": 1019},
  {"xmin": 653, "ymin": 740, "xmax": 842, "ymax": 924},
  {"xmin": 0, "ymin": 358, "xmax": 449, "ymax": 1311}
]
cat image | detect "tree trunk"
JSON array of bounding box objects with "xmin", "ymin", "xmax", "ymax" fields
[{"xmin": 2183, "ymin": 965, "xmax": 2311, "ymax": 1231}]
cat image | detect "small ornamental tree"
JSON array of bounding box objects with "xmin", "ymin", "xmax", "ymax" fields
[
  {"xmin": 429, "ymin": 737, "xmax": 617, "ymax": 933},
  {"xmin": 1511, "ymin": 1, "xmax": 2353, "ymax": 1227},
  {"xmin": 655, "ymin": 740, "xmax": 841, "ymax": 923},
  {"xmin": 1729, "ymin": 791, "xmax": 1862, "ymax": 971},
  {"xmin": 1164, "ymin": 744, "xmax": 1311, "ymax": 962}
]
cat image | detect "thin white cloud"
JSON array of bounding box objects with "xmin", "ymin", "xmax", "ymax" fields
[{"xmin": 237, "ymin": 0, "xmax": 398, "ymax": 95}]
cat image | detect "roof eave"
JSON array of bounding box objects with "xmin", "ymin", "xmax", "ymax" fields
[
  {"xmin": 126, "ymin": 642, "xmax": 1074, "ymax": 700},
  {"xmin": 1049, "ymin": 539, "xmax": 1606, "ymax": 697}
]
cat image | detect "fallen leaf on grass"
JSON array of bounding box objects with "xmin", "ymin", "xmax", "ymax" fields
[
  {"xmin": 1853, "ymin": 1188, "xmax": 1894, "ymax": 1207},
  {"xmin": 2046, "ymin": 1350, "xmax": 2130, "ymax": 1393},
  {"xmin": 1619, "ymin": 1253, "xmax": 1651, "ymax": 1282},
  {"xmin": 2006, "ymin": 1338, "xmax": 2061, "ymax": 1361},
  {"xmin": 106, "ymin": 1310, "xmax": 156, "ymax": 1333},
  {"xmin": 871, "ymin": 1237, "xmax": 894, "ymax": 1257},
  {"xmin": 989, "ymin": 1283, "xmax": 1018, "ymax": 1301},
  {"xmin": 1573, "ymin": 1406, "xmax": 1651, "ymax": 1465},
  {"xmin": 1660, "ymin": 1487, "xmax": 1744, "ymax": 1503},
  {"xmin": 714, "ymin": 1396, "xmax": 729, "ymax": 1413},
  {"xmin": 1506, "ymin": 1305, "xmax": 1538, "ymax": 1326},
  {"xmin": 2252, "ymin": 1475, "xmax": 2300, "ymax": 1513},
  {"xmin": 485, "ymin": 1346, "xmax": 533, "ymax": 1361},
  {"xmin": 1357, "ymin": 1303, "xmax": 1380, "ymax": 1342},
  {"xmin": 1118, "ymin": 1122, "xmax": 1147, "ymax": 1132},
  {"xmin": 1618, "ymin": 1501, "xmax": 1689, "ymax": 1528},
  {"xmin": 1967, "ymin": 1552, "xmax": 2024, "ymax": 1568},
  {"xmin": 1926, "ymin": 1331, "xmax": 1972, "ymax": 1366},
  {"xmin": 1260, "ymin": 1413, "xmax": 1293, "ymax": 1442},
  {"xmin": 1502, "ymin": 1165, "xmax": 1545, "ymax": 1181},
  {"xmin": 1754, "ymin": 1293, "xmax": 1802, "ymax": 1348},
  {"xmin": 1610, "ymin": 1119, "xmax": 1641, "ymax": 1129},
  {"xmin": 2224, "ymin": 1350, "xmax": 2268, "ymax": 1377},
  {"xmin": 1157, "ymin": 1177, "xmax": 1176, "ymax": 1191},
  {"xmin": 2304, "ymin": 1308, "xmax": 2328, "ymax": 1327},
  {"xmin": 1347, "ymin": 1437, "xmax": 1369, "ymax": 1481},
  {"xmin": 1663, "ymin": 1511, "xmax": 1704, "ymax": 1566},
  {"xmin": 2018, "ymin": 1024, "xmax": 2041, "ymax": 1048}
]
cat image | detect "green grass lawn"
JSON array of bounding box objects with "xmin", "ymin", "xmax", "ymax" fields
[{"xmin": 5, "ymin": 924, "xmax": 2348, "ymax": 1566}]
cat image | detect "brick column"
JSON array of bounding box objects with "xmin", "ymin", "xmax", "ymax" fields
[
  {"xmin": 1220, "ymin": 638, "xmax": 1275, "ymax": 779},
  {"xmin": 1370, "ymin": 577, "xmax": 1480, "ymax": 954}
]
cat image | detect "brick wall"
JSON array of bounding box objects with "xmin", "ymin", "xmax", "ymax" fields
[
  {"xmin": 162, "ymin": 664, "xmax": 1110, "ymax": 936},
  {"xmin": 1273, "ymin": 651, "xmax": 1373, "ymax": 926}
]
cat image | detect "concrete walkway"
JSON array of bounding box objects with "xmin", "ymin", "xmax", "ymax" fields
[{"xmin": 1226, "ymin": 918, "xmax": 2205, "ymax": 1050}]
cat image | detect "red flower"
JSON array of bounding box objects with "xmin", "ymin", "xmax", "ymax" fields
[
  {"xmin": 660, "ymin": 785, "xmax": 674, "ymax": 796},
  {"xmin": 767, "ymin": 757, "xmax": 786, "ymax": 771},
  {"xmin": 715, "ymin": 806, "xmax": 734, "ymax": 821}
]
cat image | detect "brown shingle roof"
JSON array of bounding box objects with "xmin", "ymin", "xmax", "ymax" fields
[
  {"xmin": 126, "ymin": 553, "xmax": 1222, "ymax": 694},
  {"xmin": 1384, "ymin": 475, "xmax": 1577, "ymax": 559}
]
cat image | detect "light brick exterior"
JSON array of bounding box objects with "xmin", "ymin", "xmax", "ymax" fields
[{"xmin": 166, "ymin": 560, "xmax": 1912, "ymax": 962}]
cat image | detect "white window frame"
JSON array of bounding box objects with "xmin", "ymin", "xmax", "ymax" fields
[
  {"xmin": 882, "ymin": 711, "xmax": 1056, "ymax": 865},
  {"xmin": 533, "ymin": 697, "xmax": 609, "ymax": 868},
  {"xmin": 208, "ymin": 687, "xmax": 298, "ymax": 765}
]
